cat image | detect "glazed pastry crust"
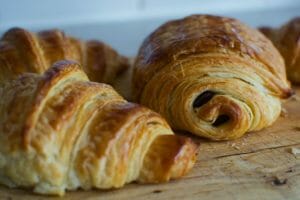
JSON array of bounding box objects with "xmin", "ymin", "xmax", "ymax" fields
[
  {"xmin": 0, "ymin": 60, "xmax": 198, "ymax": 196},
  {"xmin": 0, "ymin": 28, "xmax": 129, "ymax": 84},
  {"xmin": 260, "ymin": 17, "xmax": 300, "ymax": 84},
  {"xmin": 133, "ymin": 15, "xmax": 292, "ymax": 140}
]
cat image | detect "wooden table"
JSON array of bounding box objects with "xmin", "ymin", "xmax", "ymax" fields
[{"xmin": 1, "ymin": 88, "xmax": 300, "ymax": 200}]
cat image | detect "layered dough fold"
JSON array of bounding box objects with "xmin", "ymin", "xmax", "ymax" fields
[
  {"xmin": 0, "ymin": 28, "xmax": 128, "ymax": 84},
  {"xmin": 133, "ymin": 15, "xmax": 292, "ymax": 140},
  {"xmin": 0, "ymin": 60, "xmax": 198, "ymax": 195},
  {"xmin": 260, "ymin": 17, "xmax": 300, "ymax": 84}
]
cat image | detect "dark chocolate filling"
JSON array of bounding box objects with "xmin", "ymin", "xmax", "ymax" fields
[
  {"xmin": 193, "ymin": 91, "xmax": 216, "ymax": 108},
  {"xmin": 212, "ymin": 115, "xmax": 230, "ymax": 126}
]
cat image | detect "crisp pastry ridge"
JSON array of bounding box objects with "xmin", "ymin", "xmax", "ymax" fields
[
  {"xmin": 0, "ymin": 60, "xmax": 198, "ymax": 196},
  {"xmin": 260, "ymin": 17, "xmax": 300, "ymax": 84},
  {"xmin": 132, "ymin": 14, "xmax": 292, "ymax": 140},
  {"xmin": 0, "ymin": 27, "xmax": 129, "ymax": 84}
]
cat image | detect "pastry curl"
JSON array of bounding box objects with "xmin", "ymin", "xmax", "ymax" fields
[
  {"xmin": 0, "ymin": 60, "xmax": 198, "ymax": 196},
  {"xmin": 260, "ymin": 17, "xmax": 300, "ymax": 84},
  {"xmin": 0, "ymin": 28, "xmax": 128, "ymax": 84},
  {"xmin": 133, "ymin": 15, "xmax": 292, "ymax": 140}
]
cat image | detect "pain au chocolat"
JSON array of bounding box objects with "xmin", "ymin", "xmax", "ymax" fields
[
  {"xmin": 260, "ymin": 17, "xmax": 300, "ymax": 84},
  {"xmin": 132, "ymin": 15, "xmax": 292, "ymax": 140}
]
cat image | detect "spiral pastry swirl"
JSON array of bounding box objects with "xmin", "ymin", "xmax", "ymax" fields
[{"xmin": 133, "ymin": 15, "xmax": 292, "ymax": 140}]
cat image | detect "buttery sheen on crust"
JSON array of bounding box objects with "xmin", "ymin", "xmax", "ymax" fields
[
  {"xmin": 0, "ymin": 28, "xmax": 128, "ymax": 84},
  {"xmin": 260, "ymin": 17, "xmax": 300, "ymax": 84},
  {"xmin": 0, "ymin": 60, "xmax": 198, "ymax": 196},
  {"xmin": 133, "ymin": 14, "xmax": 292, "ymax": 140}
]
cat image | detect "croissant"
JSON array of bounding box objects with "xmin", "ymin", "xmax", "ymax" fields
[
  {"xmin": 132, "ymin": 14, "xmax": 292, "ymax": 140},
  {"xmin": 0, "ymin": 60, "xmax": 198, "ymax": 196},
  {"xmin": 259, "ymin": 17, "xmax": 300, "ymax": 84},
  {"xmin": 0, "ymin": 27, "xmax": 128, "ymax": 85}
]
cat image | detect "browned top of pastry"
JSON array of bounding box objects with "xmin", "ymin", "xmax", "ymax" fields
[
  {"xmin": 260, "ymin": 17, "xmax": 300, "ymax": 83},
  {"xmin": 0, "ymin": 60, "xmax": 199, "ymax": 195},
  {"xmin": 260, "ymin": 17, "xmax": 300, "ymax": 43},
  {"xmin": 0, "ymin": 27, "xmax": 129, "ymax": 84},
  {"xmin": 134, "ymin": 14, "xmax": 291, "ymax": 99}
]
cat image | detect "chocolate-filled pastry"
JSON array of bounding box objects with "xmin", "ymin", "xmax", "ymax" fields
[
  {"xmin": 260, "ymin": 17, "xmax": 300, "ymax": 84},
  {"xmin": 0, "ymin": 60, "xmax": 198, "ymax": 196},
  {"xmin": 0, "ymin": 28, "xmax": 128, "ymax": 84},
  {"xmin": 133, "ymin": 15, "xmax": 292, "ymax": 140}
]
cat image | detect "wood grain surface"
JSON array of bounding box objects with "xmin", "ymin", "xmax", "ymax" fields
[{"xmin": 1, "ymin": 88, "xmax": 300, "ymax": 200}]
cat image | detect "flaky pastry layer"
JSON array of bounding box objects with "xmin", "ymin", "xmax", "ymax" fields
[
  {"xmin": 260, "ymin": 17, "xmax": 300, "ymax": 84},
  {"xmin": 133, "ymin": 15, "xmax": 292, "ymax": 140},
  {"xmin": 0, "ymin": 60, "xmax": 198, "ymax": 195}
]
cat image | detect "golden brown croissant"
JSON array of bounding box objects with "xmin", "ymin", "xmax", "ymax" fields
[
  {"xmin": 132, "ymin": 15, "xmax": 292, "ymax": 140},
  {"xmin": 0, "ymin": 60, "xmax": 198, "ymax": 196},
  {"xmin": 0, "ymin": 27, "xmax": 128, "ymax": 84},
  {"xmin": 259, "ymin": 17, "xmax": 300, "ymax": 84}
]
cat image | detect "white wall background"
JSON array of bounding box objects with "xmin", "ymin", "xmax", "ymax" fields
[{"xmin": 1, "ymin": 0, "xmax": 300, "ymax": 56}]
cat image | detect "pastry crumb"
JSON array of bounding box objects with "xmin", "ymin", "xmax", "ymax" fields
[
  {"xmin": 290, "ymin": 147, "xmax": 300, "ymax": 155},
  {"xmin": 272, "ymin": 176, "xmax": 287, "ymax": 186},
  {"xmin": 231, "ymin": 143, "xmax": 240, "ymax": 150},
  {"xmin": 280, "ymin": 108, "xmax": 288, "ymax": 117},
  {"xmin": 290, "ymin": 95, "xmax": 300, "ymax": 101}
]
